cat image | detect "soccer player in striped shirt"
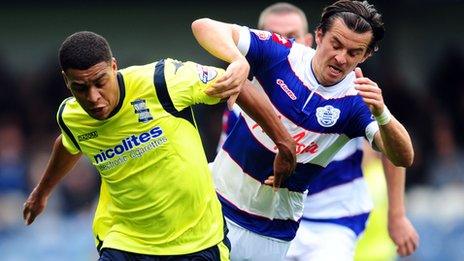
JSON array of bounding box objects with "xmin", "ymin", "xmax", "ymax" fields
[
  {"xmin": 192, "ymin": 0, "xmax": 415, "ymax": 260},
  {"xmin": 219, "ymin": 3, "xmax": 419, "ymax": 260}
]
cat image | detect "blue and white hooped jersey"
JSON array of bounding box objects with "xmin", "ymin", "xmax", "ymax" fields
[
  {"xmin": 302, "ymin": 137, "xmax": 372, "ymax": 236},
  {"xmin": 210, "ymin": 27, "xmax": 379, "ymax": 241}
]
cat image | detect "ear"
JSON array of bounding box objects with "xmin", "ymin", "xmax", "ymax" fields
[
  {"xmin": 315, "ymin": 29, "xmax": 323, "ymax": 46},
  {"xmin": 111, "ymin": 57, "xmax": 118, "ymax": 72},
  {"xmin": 303, "ymin": 33, "xmax": 314, "ymax": 48},
  {"xmin": 61, "ymin": 70, "xmax": 71, "ymax": 89},
  {"xmin": 360, "ymin": 51, "xmax": 373, "ymax": 63}
]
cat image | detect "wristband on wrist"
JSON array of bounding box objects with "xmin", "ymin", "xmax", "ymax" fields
[{"xmin": 375, "ymin": 106, "xmax": 391, "ymax": 125}]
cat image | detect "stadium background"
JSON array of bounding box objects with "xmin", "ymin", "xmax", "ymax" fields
[{"xmin": 0, "ymin": 0, "xmax": 463, "ymax": 260}]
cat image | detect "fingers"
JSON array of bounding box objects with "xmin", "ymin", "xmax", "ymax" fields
[
  {"xmin": 227, "ymin": 94, "xmax": 239, "ymax": 110},
  {"xmin": 397, "ymin": 237, "xmax": 417, "ymax": 256},
  {"xmin": 23, "ymin": 204, "xmax": 34, "ymax": 225},
  {"xmin": 355, "ymin": 67, "xmax": 363, "ymax": 78},
  {"xmin": 264, "ymin": 176, "xmax": 275, "ymax": 186}
]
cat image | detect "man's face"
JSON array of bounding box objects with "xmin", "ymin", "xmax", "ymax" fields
[
  {"xmin": 313, "ymin": 18, "xmax": 372, "ymax": 86},
  {"xmin": 262, "ymin": 12, "xmax": 308, "ymax": 45},
  {"xmin": 63, "ymin": 58, "xmax": 119, "ymax": 120}
]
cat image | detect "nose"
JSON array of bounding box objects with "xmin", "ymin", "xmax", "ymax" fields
[
  {"xmin": 86, "ymin": 86, "xmax": 101, "ymax": 103},
  {"xmin": 334, "ymin": 50, "xmax": 347, "ymax": 65}
]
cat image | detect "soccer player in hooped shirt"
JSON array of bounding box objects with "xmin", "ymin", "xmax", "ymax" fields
[
  {"xmin": 192, "ymin": 0, "xmax": 415, "ymax": 260},
  {"xmin": 217, "ymin": 2, "xmax": 419, "ymax": 260},
  {"xmin": 22, "ymin": 31, "xmax": 296, "ymax": 260}
]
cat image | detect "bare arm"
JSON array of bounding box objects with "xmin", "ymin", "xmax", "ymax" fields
[
  {"xmin": 382, "ymin": 156, "xmax": 419, "ymax": 256},
  {"xmin": 23, "ymin": 135, "xmax": 81, "ymax": 225},
  {"xmin": 236, "ymin": 81, "xmax": 296, "ymax": 189},
  {"xmin": 192, "ymin": 18, "xmax": 249, "ymax": 109},
  {"xmin": 373, "ymin": 115, "xmax": 414, "ymax": 167},
  {"xmin": 355, "ymin": 67, "xmax": 414, "ymax": 167}
]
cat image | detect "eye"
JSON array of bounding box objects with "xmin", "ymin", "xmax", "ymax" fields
[
  {"xmin": 95, "ymin": 78, "xmax": 108, "ymax": 88},
  {"xmin": 349, "ymin": 51, "xmax": 362, "ymax": 57},
  {"xmin": 72, "ymin": 84, "xmax": 87, "ymax": 92}
]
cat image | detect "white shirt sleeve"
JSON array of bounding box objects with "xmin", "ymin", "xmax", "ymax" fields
[
  {"xmin": 236, "ymin": 26, "xmax": 251, "ymax": 56},
  {"xmin": 365, "ymin": 121, "xmax": 380, "ymax": 150}
]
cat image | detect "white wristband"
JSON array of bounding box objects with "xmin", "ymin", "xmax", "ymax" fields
[{"xmin": 375, "ymin": 106, "xmax": 391, "ymax": 125}]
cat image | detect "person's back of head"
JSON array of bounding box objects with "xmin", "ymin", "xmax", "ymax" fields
[
  {"xmin": 258, "ymin": 2, "xmax": 312, "ymax": 46},
  {"xmin": 317, "ymin": 0, "xmax": 385, "ymax": 53},
  {"xmin": 59, "ymin": 31, "xmax": 113, "ymax": 72}
]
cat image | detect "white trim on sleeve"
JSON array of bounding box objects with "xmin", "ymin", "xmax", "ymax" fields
[
  {"xmin": 237, "ymin": 26, "xmax": 251, "ymax": 56},
  {"xmin": 365, "ymin": 121, "xmax": 380, "ymax": 150}
]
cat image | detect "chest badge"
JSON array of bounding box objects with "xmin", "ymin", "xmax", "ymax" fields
[
  {"xmin": 316, "ymin": 105, "xmax": 340, "ymax": 127},
  {"xmin": 131, "ymin": 99, "xmax": 153, "ymax": 123}
]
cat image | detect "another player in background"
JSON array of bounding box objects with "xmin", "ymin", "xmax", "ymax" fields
[
  {"xmin": 192, "ymin": 0, "xmax": 415, "ymax": 260},
  {"xmin": 22, "ymin": 31, "xmax": 296, "ymax": 260},
  {"xmin": 217, "ymin": 2, "xmax": 419, "ymax": 260}
]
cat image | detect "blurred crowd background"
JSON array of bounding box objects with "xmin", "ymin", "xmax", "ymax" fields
[{"xmin": 0, "ymin": 0, "xmax": 463, "ymax": 260}]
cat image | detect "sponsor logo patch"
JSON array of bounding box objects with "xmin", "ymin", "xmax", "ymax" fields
[
  {"xmin": 276, "ymin": 79, "xmax": 297, "ymax": 100},
  {"xmin": 197, "ymin": 65, "xmax": 218, "ymax": 84},
  {"xmin": 316, "ymin": 105, "xmax": 340, "ymax": 127},
  {"xmin": 78, "ymin": 131, "xmax": 98, "ymax": 142},
  {"xmin": 251, "ymin": 29, "xmax": 272, "ymax": 40},
  {"xmin": 271, "ymin": 33, "xmax": 292, "ymax": 48}
]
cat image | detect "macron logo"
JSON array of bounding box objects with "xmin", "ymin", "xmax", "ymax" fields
[{"xmin": 276, "ymin": 79, "xmax": 297, "ymax": 100}]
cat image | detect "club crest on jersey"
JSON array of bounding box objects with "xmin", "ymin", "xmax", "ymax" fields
[
  {"xmin": 316, "ymin": 105, "xmax": 340, "ymax": 127},
  {"xmin": 197, "ymin": 65, "xmax": 218, "ymax": 84},
  {"xmin": 251, "ymin": 29, "xmax": 271, "ymax": 40},
  {"xmin": 131, "ymin": 99, "xmax": 153, "ymax": 123}
]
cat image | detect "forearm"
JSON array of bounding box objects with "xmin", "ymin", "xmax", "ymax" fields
[
  {"xmin": 376, "ymin": 115, "xmax": 414, "ymax": 167},
  {"xmin": 236, "ymin": 81, "xmax": 295, "ymax": 156},
  {"xmin": 382, "ymin": 155, "xmax": 407, "ymax": 218},
  {"xmin": 34, "ymin": 135, "xmax": 81, "ymax": 197},
  {"xmin": 192, "ymin": 18, "xmax": 244, "ymax": 63}
]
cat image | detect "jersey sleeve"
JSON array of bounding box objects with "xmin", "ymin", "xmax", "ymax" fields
[
  {"xmin": 56, "ymin": 99, "xmax": 81, "ymax": 155},
  {"xmin": 160, "ymin": 59, "xmax": 224, "ymax": 110},
  {"xmin": 237, "ymin": 26, "xmax": 292, "ymax": 77},
  {"xmin": 344, "ymin": 96, "xmax": 379, "ymax": 146}
]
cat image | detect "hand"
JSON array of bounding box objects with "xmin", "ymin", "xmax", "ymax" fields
[
  {"xmin": 354, "ymin": 67, "xmax": 385, "ymax": 116},
  {"xmin": 23, "ymin": 188, "xmax": 48, "ymax": 225},
  {"xmin": 388, "ymin": 214, "xmax": 420, "ymax": 256},
  {"xmin": 205, "ymin": 57, "xmax": 250, "ymax": 109},
  {"xmin": 264, "ymin": 141, "xmax": 296, "ymax": 190}
]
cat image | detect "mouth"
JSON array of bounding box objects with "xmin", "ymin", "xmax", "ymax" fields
[
  {"xmin": 89, "ymin": 106, "xmax": 106, "ymax": 118},
  {"xmin": 328, "ymin": 65, "xmax": 343, "ymax": 76}
]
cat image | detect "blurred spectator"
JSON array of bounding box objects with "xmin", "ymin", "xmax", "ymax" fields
[
  {"xmin": 429, "ymin": 45, "xmax": 464, "ymax": 148},
  {"xmin": 0, "ymin": 117, "xmax": 28, "ymax": 194},
  {"xmin": 426, "ymin": 113, "xmax": 464, "ymax": 187},
  {"xmin": 0, "ymin": 116, "xmax": 28, "ymax": 232},
  {"xmin": 59, "ymin": 158, "xmax": 100, "ymax": 216},
  {"xmin": 0, "ymin": 52, "xmax": 19, "ymax": 116}
]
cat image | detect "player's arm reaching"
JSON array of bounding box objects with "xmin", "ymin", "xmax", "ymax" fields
[
  {"xmin": 236, "ymin": 80, "xmax": 296, "ymax": 189},
  {"xmin": 192, "ymin": 18, "xmax": 248, "ymax": 109},
  {"xmin": 354, "ymin": 67, "xmax": 414, "ymax": 167},
  {"xmin": 382, "ymin": 156, "xmax": 419, "ymax": 256},
  {"xmin": 23, "ymin": 135, "xmax": 81, "ymax": 225}
]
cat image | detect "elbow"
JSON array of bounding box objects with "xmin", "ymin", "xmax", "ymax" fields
[
  {"xmin": 191, "ymin": 18, "xmax": 211, "ymax": 34},
  {"xmin": 394, "ymin": 149, "xmax": 414, "ymax": 168}
]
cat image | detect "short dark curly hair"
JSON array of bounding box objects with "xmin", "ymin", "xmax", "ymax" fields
[
  {"xmin": 59, "ymin": 31, "xmax": 113, "ymax": 71},
  {"xmin": 317, "ymin": 0, "xmax": 385, "ymax": 53}
]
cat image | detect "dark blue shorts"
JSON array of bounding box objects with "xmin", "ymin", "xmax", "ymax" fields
[{"xmin": 99, "ymin": 243, "xmax": 227, "ymax": 261}]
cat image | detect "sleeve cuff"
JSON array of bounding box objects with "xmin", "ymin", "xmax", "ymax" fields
[{"xmin": 237, "ymin": 26, "xmax": 251, "ymax": 56}]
